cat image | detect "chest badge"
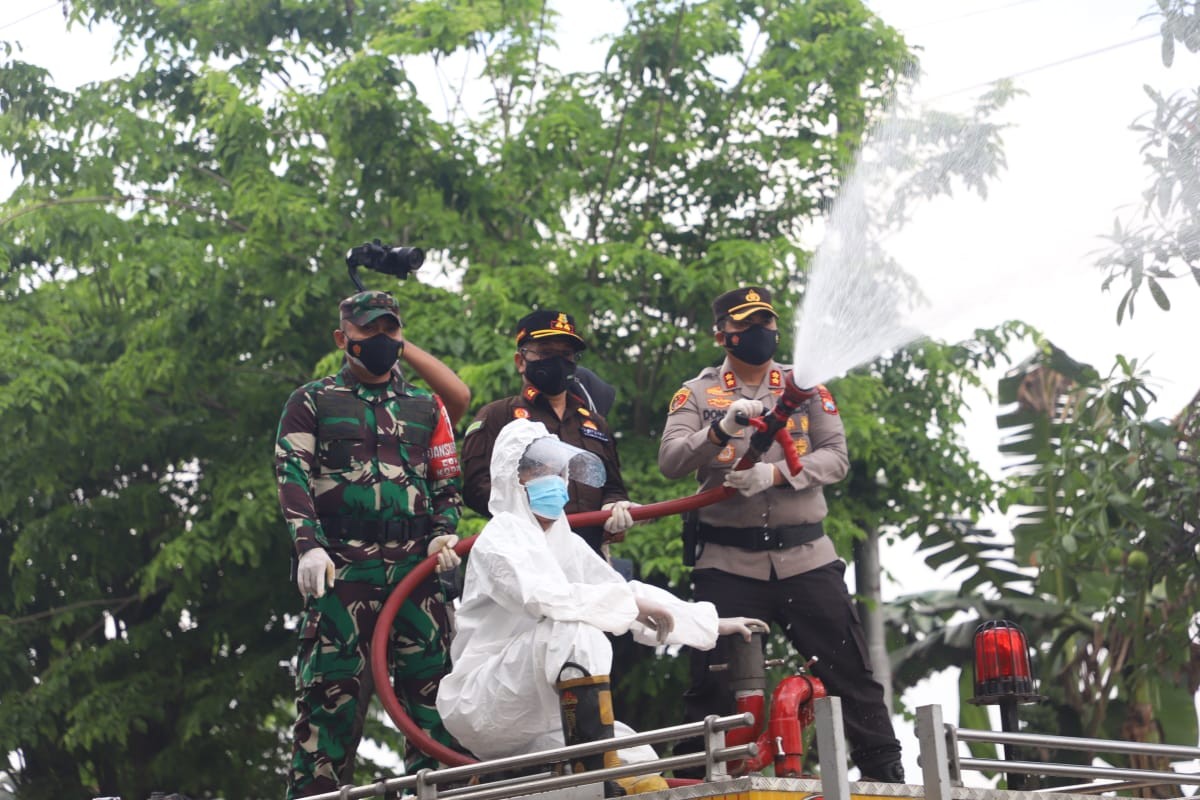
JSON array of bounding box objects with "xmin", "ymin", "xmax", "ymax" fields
[{"xmin": 581, "ymin": 423, "xmax": 609, "ymax": 443}]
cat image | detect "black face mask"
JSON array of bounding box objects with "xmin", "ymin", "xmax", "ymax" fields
[
  {"xmin": 525, "ymin": 355, "xmax": 576, "ymax": 395},
  {"xmin": 724, "ymin": 324, "xmax": 779, "ymax": 366},
  {"xmin": 346, "ymin": 333, "xmax": 403, "ymax": 377}
]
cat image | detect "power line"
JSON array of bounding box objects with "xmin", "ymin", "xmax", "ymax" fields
[
  {"xmin": 0, "ymin": 2, "xmax": 61, "ymax": 33},
  {"xmin": 924, "ymin": 31, "xmax": 1160, "ymax": 102},
  {"xmin": 905, "ymin": 0, "xmax": 1052, "ymax": 32}
]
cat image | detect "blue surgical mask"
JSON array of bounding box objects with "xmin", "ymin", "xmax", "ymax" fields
[{"xmin": 525, "ymin": 475, "xmax": 569, "ymax": 519}]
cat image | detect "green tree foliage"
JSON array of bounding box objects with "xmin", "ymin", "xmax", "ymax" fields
[
  {"xmin": 881, "ymin": 2, "xmax": 1200, "ymax": 783},
  {"xmin": 997, "ymin": 343, "xmax": 1199, "ymax": 753},
  {"xmin": 1051, "ymin": 4, "xmax": 1200, "ymax": 761},
  {"xmin": 1099, "ymin": 0, "xmax": 1200, "ymax": 320},
  {"xmin": 0, "ymin": 2, "xmax": 478, "ymax": 795},
  {"xmin": 0, "ymin": 0, "xmax": 1023, "ymax": 794},
  {"xmin": 888, "ymin": 339, "xmax": 1199, "ymax": 787}
]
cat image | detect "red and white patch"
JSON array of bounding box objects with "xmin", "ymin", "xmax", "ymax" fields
[
  {"xmin": 513, "ymin": 407, "xmax": 530, "ymax": 419},
  {"xmin": 817, "ymin": 385, "xmax": 838, "ymax": 415},
  {"xmin": 429, "ymin": 404, "xmax": 461, "ymax": 479},
  {"xmin": 668, "ymin": 387, "xmax": 692, "ymax": 414}
]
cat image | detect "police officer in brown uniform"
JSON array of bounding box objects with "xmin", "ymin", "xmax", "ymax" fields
[
  {"xmin": 460, "ymin": 310, "xmax": 635, "ymax": 554},
  {"xmin": 658, "ymin": 286, "xmax": 904, "ymax": 783}
]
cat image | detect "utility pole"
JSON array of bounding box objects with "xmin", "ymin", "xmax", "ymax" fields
[{"xmin": 854, "ymin": 525, "xmax": 893, "ymax": 711}]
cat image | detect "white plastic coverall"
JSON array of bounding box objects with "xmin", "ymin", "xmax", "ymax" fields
[{"xmin": 437, "ymin": 419, "xmax": 721, "ymax": 761}]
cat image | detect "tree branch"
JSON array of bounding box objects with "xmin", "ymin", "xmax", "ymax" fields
[
  {"xmin": 2, "ymin": 594, "xmax": 140, "ymax": 627},
  {"xmin": 1, "ymin": 194, "xmax": 249, "ymax": 232}
]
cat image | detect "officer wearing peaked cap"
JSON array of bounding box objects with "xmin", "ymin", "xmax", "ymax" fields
[
  {"xmin": 460, "ymin": 309, "xmax": 636, "ymax": 555},
  {"xmin": 658, "ymin": 285, "xmax": 904, "ymax": 784}
]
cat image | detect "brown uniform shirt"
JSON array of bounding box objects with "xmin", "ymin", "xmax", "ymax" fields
[
  {"xmin": 460, "ymin": 385, "xmax": 629, "ymax": 550},
  {"xmin": 658, "ymin": 358, "xmax": 849, "ymax": 581}
]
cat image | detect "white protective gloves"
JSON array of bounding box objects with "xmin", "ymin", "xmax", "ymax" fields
[
  {"xmin": 427, "ymin": 534, "xmax": 461, "ymax": 573},
  {"xmin": 718, "ymin": 398, "xmax": 767, "ymax": 437},
  {"xmin": 723, "ymin": 462, "xmax": 777, "ymax": 497},
  {"xmin": 601, "ymin": 500, "xmax": 637, "ymax": 539},
  {"xmin": 635, "ymin": 596, "xmax": 676, "ymax": 644},
  {"xmin": 297, "ymin": 547, "xmax": 336, "ymax": 598},
  {"xmin": 297, "ymin": 537, "xmax": 461, "ymax": 598},
  {"xmin": 718, "ymin": 617, "xmax": 770, "ymax": 641}
]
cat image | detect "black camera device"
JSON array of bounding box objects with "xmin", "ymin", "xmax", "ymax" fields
[{"xmin": 346, "ymin": 239, "xmax": 425, "ymax": 281}]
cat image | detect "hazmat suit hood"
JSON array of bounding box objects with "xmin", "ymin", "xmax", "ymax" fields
[
  {"xmin": 487, "ymin": 418, "xmax": 603, "ymax": 522},
  {"xmin": 480, "ymin": 419, "xmax": 609, "ymax": 587},
  {"xmin": 487, "ymin": 417, "xmax": 547, "ymax": 521}
]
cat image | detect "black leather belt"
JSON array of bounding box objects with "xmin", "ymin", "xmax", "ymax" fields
[
  {"xmin": 697, "ymin": 521, "xmax": 824, "ymax": 551},
  {"xmin": 319, "ymin": 516, "xmax": 432, "ymax": 543}
]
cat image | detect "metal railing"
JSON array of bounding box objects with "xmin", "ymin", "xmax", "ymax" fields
[
  {"xmin": 917, "ymin": 704, "xmax": 1200, "ymax": 800},
  {"xmin": 306, "ymin": 712, "xmax": 757, "ymax": 800},
  {"xmin": 308, "ymin": 698, "xmax": 1200, "ymax": 800}
]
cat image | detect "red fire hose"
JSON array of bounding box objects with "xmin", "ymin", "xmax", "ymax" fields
[
  {"xmin": 369, "ymin": 374, "xmax": 816, "ymax": 765},
  {"xmin": 370, "ymin": 534, "xmax": 480, "ymax": 766}
]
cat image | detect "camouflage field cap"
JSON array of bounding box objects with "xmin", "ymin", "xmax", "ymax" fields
[
  {"xmin": 712, "ymin": 286, "xmax": 777, "ymax": 325},
  {"xmin": 340, "ymin": 290, "xmax": 402, "ymax": 327}
]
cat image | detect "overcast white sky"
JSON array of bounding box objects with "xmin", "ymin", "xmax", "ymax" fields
[{"xmin": 3, "ymin": 0, "xmax": 1199, "ymax": 785}]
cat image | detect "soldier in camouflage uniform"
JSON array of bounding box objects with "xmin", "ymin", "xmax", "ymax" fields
[{"xmin": 275, "ymin": 290, "xmax": 465, "ymax": 798}]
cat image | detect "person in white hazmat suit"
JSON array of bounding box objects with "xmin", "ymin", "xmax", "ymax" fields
[{"xmin": 437, "ymin": 418, "xmax": 765, "ymax": 793}]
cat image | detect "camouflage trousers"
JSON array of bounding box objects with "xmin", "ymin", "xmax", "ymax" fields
[{"xmin": 288, "ymin": 548, "xmax": 457, "ymax": 799}]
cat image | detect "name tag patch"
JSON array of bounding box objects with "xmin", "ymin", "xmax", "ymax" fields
[{"xmin": 581, "ymin": 426, "xmax": 609, "ymax": 443}]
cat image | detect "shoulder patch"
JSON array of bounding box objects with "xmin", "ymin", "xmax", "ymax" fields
[
  {"xmin": 817, "ymin": 385, "xmax": 838, "ymax": 415},
  {"xmin": 464, "ymin": 419, "xmax": 483, "ymax": 438},
  {"xmin": 722, "ymin": 371, "xmax": 737, "ymax": 390},
  {"xmin": 668, "ymin": 387, "xmax": 692, "ymax": 414}
]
